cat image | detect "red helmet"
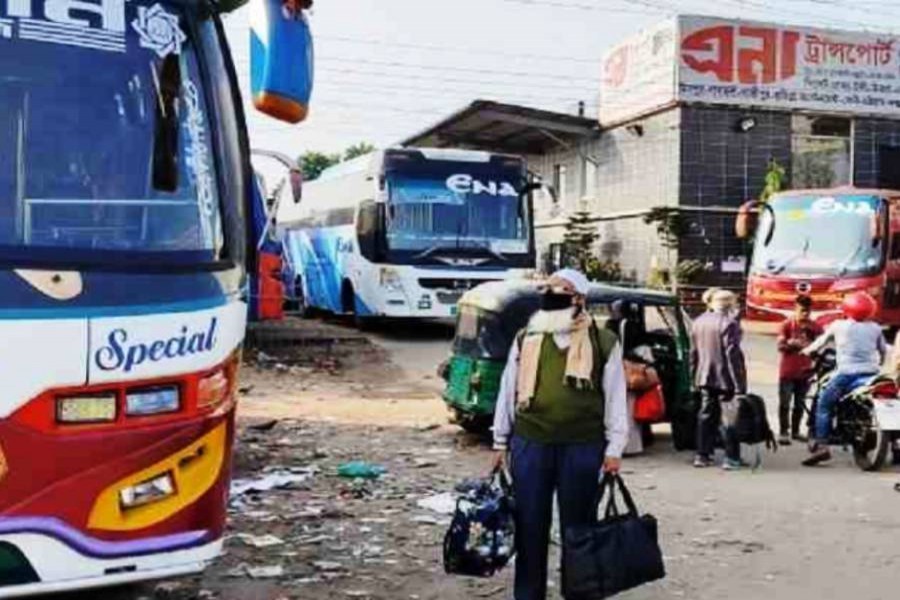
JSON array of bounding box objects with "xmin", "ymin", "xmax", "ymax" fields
[{"xmin": 842, "ymin": 292, "xmax": 878, "ymax": 321}]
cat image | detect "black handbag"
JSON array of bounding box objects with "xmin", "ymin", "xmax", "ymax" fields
[{"xmin": 562, "ymin": 473, "xmax": 665, "ymax": 599}]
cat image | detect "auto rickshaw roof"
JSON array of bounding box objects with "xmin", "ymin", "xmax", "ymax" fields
[{"xmin": 458, "ymin": 279, "xmax": 678, "ymax": 314}]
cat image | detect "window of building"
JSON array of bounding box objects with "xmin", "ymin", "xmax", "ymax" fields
[
  {"xmin": 791, "ymin": 115, "xmax": 852, "ymax": 189},
  {"xmin": 552, "ymin": 164, "xmax": 567, "ymax": 204},
  {"xmin": 581, "ymin": 158, "xmax": 598, "ymax": 200}
]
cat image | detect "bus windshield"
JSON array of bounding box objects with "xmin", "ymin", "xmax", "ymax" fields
[
  {"xmin": 751, "ymin": 194, "xmax": 884, "ymax": 277},
  {"xmin": 0, "ymin": 4, "xmax": 223, "ymax": 267},
  {"xmin": 385, "ymin": 159, "xmax": 529, "ymax": 256}
]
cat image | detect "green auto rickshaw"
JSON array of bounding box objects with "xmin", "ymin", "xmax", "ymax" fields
[{"xmin": 440, "ymin": 280, "xmax": 698, "ymax": 450}]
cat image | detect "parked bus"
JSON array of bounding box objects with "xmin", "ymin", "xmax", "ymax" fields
[
  {"xmin": 738, "ymin": 188, "xmax": 898, "ymax": 324},
  {"xmin": 0, "ymin": 0, "xmax": 308, "ymax": 595},
  {"xmin": 278, "ymin": 148, "xmax": 537, "ymax": 321}
]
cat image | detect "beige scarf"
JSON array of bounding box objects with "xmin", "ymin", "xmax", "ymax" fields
[{"xmin": 516, "ymin": 310, "xmax": 595, "ymax": 410}]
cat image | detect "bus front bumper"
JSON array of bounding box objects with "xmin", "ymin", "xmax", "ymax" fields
[{"xmin": 0, "ymin": 535, "xmax": 221, "ymax": 598}]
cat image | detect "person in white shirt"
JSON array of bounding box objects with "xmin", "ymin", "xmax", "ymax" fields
[
  {"xmin": 801, "ymin": 291, "xmax": 886, "ymax": 466},
  {"xmin": 491, "ymin": 268, "xmax": 629, "ymax": 600}
]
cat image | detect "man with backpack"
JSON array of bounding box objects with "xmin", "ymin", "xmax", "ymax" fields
[
  {"xmin": 691, "ymin": 289, "xmax": 748, "ymax": 470},
  {"xmin": 491, "ymin": 268, "xmax": 629, "ymax": 600}
]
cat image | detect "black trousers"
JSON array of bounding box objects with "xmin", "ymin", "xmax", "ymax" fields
[
  {"xmin": 778, "ymin": 378, "xmax": 809, "ymax": 436},
  {"xmin": 696, "ymin": 388, "xmax": 740, "ymax": 461}
]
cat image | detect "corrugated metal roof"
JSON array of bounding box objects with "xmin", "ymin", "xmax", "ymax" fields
[{"xmin": 402, "ymin": 100, "xmax": 597, "ymax": 155}]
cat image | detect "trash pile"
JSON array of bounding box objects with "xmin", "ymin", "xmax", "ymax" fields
[{"xmin": 156, "ymin": 417, "xmax": 511, "ymax": 600}]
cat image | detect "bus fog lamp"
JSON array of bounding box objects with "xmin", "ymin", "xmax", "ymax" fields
[
  {"xmin": 126, "ymin": 387, "xmax": 180, "ymax": 416},
  {"xmin": 57, "ymin": 395, "xmax": 117, "ymax": 424},
  {"xmin": 119, "ymin": 473, "xmax": 175, "ymax": 509}
]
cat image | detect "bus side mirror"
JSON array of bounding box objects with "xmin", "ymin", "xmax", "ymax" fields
[
  {"xmin": 289, "ymin": 168, "xmax": 303, "ymax": 204},
  {"xmin": 735, "ymin": 201, "xmax": 759, "ymax": 240},
  {"xmin": 250, "ymin": 0, "xmax": 314, "ymax": 124},
  {"xmin": 357, "ymin": 201, "xmax": 384, "ymax": 261}
]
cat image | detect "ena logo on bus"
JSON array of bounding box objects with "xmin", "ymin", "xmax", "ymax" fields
[
  {"xmin": 810, "ymin": 197, "xmax": 875, "ymax": 215},
  {"xmin": 446, "ymin": 174, "xmax": 518, "ymax": 197}
]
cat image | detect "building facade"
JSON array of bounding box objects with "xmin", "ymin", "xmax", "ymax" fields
[{"xmin": 405, "ymin": 15, "xmax": 900, "ymax": 290}]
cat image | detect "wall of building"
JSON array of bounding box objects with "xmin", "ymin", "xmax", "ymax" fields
[
  {"xmin": 527, "ymin": 109, "xmax": 681, "ymax": 280},
  {"xmin": 678, "ymin": 106, "xmax": 792, "ymax": 286},
  {"xmin": 854, "ymin": 118, "xmax": 900, "ymax": 188}
]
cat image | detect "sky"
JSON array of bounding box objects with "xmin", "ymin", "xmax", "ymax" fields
[{"xmin": 223, "ymin": 0, "xmax": 900, "ymax": 179}]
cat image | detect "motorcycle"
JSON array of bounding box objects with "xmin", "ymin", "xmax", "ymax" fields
[{"xmin": 807, "ymin": 349, "xmax": 900, "ymax": 472}]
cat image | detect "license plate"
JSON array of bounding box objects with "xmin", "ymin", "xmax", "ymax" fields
[{"xmin": 873, "ymin": 400, "xmax": 900, "ymax": 430}]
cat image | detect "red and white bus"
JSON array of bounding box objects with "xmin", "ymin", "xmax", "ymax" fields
[
  {"xmin": 740, "ymin": 188, "xmax": 900, "ymax": 325},
  {"xmin": 0, "ymin": 0, "xmax": 308, "ymax": 595}
]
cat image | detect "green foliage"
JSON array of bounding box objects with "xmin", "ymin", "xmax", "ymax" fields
[
  {"xmin": 344, "ymin": 142, "xmax": 376, "ymax": 161},
  {"xmin": 674, "ymin": 259, "xmax": 707, "ymax": 284},
  {"xmin": 761, "ymin": 158, "xmax": 786, "ymax": 202},
  {"xmin": 297, "ymin": 142, "xmax": 376, "ymax": 181},
  {"xmin": 561, "ymin": 210, "xmax": 599, "ymax": 272},
  {"xmin": 585, "ymin": 256, "xmax": 623, "ymax": 282},
  {"xmin": 642, "ymin": 207, "xmax": 686, "ymax": 251},
  {"xmin": 297, "ymin": 151, "xmax": 341, "ymax": 181}
]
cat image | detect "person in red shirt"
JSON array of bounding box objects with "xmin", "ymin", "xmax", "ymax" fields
[{"xmin": 777, "ymin": 295, "xmax": 823, "ymax": 445}]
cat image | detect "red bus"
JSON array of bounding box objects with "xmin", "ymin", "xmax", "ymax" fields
[{"xmin": 740, "ymin": 188, "xmax": 898, "ymax": 325}]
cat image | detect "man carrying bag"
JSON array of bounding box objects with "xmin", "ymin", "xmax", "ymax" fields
[
  {"xmin": 563, "ymin": 473, "xmax": 665, "ymax": 599},
  {"xmin": 492, "ymin": 269, "xmax": 630, "ymax": 600}
]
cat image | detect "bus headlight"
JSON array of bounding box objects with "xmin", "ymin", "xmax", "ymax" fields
[
  {"xmin": 379, "ymin": 268, "xmax": 404, "ymax": 292},
  {"xmin": 119, "ymin": 472, "xmax": 176, "ymax": 509},
  {"xmin": 126, "ymin": 387, "xmax": 180, "ymax": 416},
  {"xmin": 57, "ymin": 394, "xmax": 117, "ymax": 424}
]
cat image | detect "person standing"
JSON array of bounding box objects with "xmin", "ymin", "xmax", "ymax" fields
[
  {"xmin": 776, "ymin": 295, "xmax": 822, "ymax": 445},
  {"xmin": 801, "ymin": 292, "xmax": 886, "ymax": 466},
  {"xmin": 691, "ymin": 289, "xmax": 748, "ymax": 470},
  {"xmin": 492, "ymin": 268, "xmax": 629, "ymax": 600}
]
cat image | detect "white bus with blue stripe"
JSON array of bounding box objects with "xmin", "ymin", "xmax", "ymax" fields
[{"xmin": 277, "ymin": 148, "xmax": 536, "ymax": 321}]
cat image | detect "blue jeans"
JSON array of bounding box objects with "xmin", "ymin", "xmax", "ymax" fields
[
  {"xmin": 510, "ymin": 435, "xmax": 604, "ymax": 600},
  {"xmin": 816, "ymin": 372, "xmax": 875, "ymax": 443}
]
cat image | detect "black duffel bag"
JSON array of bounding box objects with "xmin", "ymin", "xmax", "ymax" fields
[{"xmin": 562, "ymin": 473, "xmax": 665, "ymax": 599}]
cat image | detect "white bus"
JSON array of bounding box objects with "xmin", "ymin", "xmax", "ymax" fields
[{"xmin": 277, "ymin": 147, "xmax": 536, "ymax": 321}]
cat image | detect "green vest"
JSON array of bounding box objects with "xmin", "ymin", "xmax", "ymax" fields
[{"xmin": 514, "ymin": 323, "xmax": 618, "ymax": 444}]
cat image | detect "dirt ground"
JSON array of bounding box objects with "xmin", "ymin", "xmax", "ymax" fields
[{"xmin": 76, "ymin": 319, "xmax": 900, "ymax": 600}]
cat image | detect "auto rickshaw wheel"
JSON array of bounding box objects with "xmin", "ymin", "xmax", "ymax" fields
[{"xmin": 450, "ymin": 409, "xmax": 491, "ymax": 435}]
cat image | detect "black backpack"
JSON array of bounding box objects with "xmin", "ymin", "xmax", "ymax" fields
[{"xmin": 735, "ymin": 394, "xmax": 777, "ymax": 450}]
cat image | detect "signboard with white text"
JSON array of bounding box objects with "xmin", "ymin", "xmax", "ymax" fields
[
  {"xmin": 598, "ymin": 15, "xmax": 900, "ymax": 124},
  {"xmin": 678, "ymin": 15, "xmax": 900, "ymax": 115}
]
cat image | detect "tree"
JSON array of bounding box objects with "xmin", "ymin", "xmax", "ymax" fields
[
  {"xmin": 561, "ymin": 209, "xmax": 599, "ymax": 273},
  {"xmin": 297, "ymin": 151, "xmax": 340, "ymax": 181},
  {"xmin": 643, "ymin": 207, "xmax": 688, "ymax": 290},
  {"xmin": 344, "ymin": 142, "xmax": 376, "ymax": 161},
  {"xmin": 761, "ymin": 158, "xmax": 786, "ymax": 202}
]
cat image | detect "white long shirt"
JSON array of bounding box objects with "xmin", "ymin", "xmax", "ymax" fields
[{"xmin": 492, "ymin": 332, "xmax": 629, "ymax": 458}]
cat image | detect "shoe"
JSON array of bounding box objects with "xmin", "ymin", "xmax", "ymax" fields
[
  {"xmin": 792, "ymin": 433, "xmax": 808, "ymax": 443},
  {"xmin": 778, "ymin": 434, "xmax": 792, "ymax": 446},
  {"xmin": 722, "ymin": 459, "xmax": 744, "ymax": 471},
  {"xmin": 693, "ymin": 455, "xmax": 715, "ymax": 468},
  {"xmin": 802, "ymin": 447, "xmax": 832, "ymax": 467}
]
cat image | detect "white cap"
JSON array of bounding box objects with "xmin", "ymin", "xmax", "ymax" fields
[{"xmin": 550, "ymin": 268, "xmax": 590, "ymax": 296}]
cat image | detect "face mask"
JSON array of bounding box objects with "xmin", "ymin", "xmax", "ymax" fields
[{"xmin": 541, "ymin": 291, "xmax": 575, "ymax": 312}]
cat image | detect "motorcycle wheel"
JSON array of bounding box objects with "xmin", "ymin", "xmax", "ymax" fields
[{"xmin": 853, "ymin": 420, "xmax": 890, "ymax": 472}]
